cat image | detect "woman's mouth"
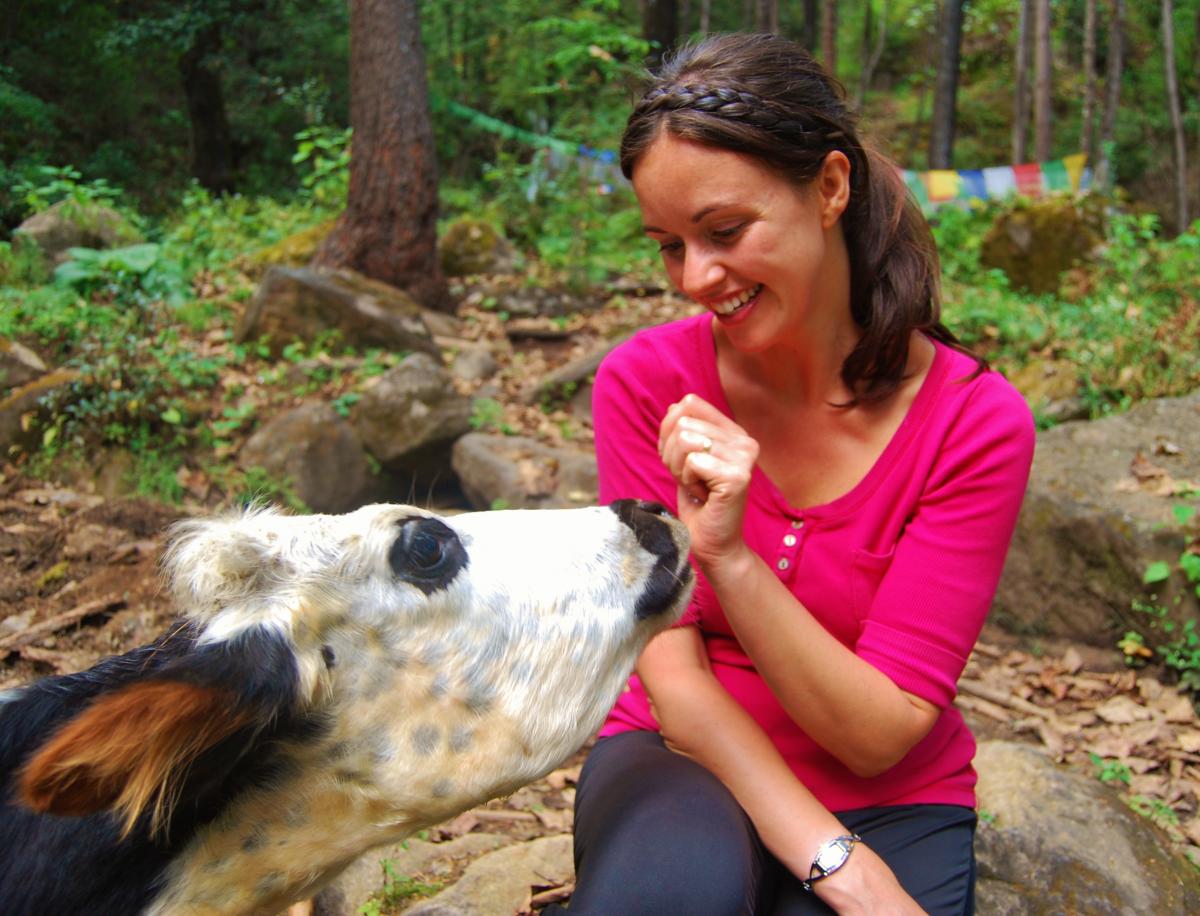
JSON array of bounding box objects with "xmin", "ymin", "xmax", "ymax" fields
[{"xmin": 710, "ymin": 284, "xmax": 762, "ymax": 318}]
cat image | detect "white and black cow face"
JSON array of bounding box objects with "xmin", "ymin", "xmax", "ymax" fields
[
  {"xmin": 164, "ymin": 499, "xmax": 692, "ymax": 819},
  {"xmin": 3, "ymin": 501, "xmax": 691, "ymax": 916}
]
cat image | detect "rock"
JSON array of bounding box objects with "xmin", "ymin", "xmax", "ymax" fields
[
  {"xmin": 13, "ymin": 199, "xmax": 143, "ymax": 265},
  {"xmin": 242, "ymin": 220, "xmax": 336, "ymax": 277},
  {"xmin": 994, "ymin": 390, "xmax": 1200, "ymax": 644},
  {"xmin": 310, "ymin": 833, "xmax": 512, "ymax": 916},
  {"xmin": 494, "ymin": 285, "xmax": 598, "ymax": 319},
  {"xmin": 235, "ymin": 266, "xmax": 440, "ymax": 359},
  {"xmin": 451, "ymin": 433, "xmax": 598, "ymax": 510},
  {"xmin": 403, "ymin": 835, "xmax": 573, "ymax": 916},
  {"xmin": 439, "ymin": 218, "xmax": 519, "ymax": 277},
  {"xmin": 1007, "ymin": 358, "xmax": 1088, "ymax": 424},
  {"xmin": 979, "ymin": 196, "xmax": 1105, "ymax": 295},
  {"xmin": 0, "ymin": 369, "xmax": 79, "ymax": 457},
  {"xmin": 238, "ymin": 403, "xmax": 373, "ymax": 513},
  {"xmin": 520, "ymin": 336, "xmax": 627, "ymax": 405},
  {"xmin": 974, "ymin": 741, "xmax": 1200, "ymax": 914},
  {"xmin": 449, "ymin": 345, "xmax": 499, "ymax": 383},
  {"xmin": 0, "ymin": 339, "xmax": 48, "ymax": 392},
  {"xmin": 352, "ymin": 353, "xmax": 473, "ymax": 484}
]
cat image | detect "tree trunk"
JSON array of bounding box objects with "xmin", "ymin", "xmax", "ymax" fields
[
  {"xmin": 643, "ymin": 0, "xmax": 679, "ymax": 69},
  {"xmin": 801, "ymin": 0, "xmax": 818, "ymax": 52},
  {"xmin": 1080, "ymin": 0, "xmax": 1098, "ymax": 162},
  {"xmin": 1161, "ymin": 0, "xmax": 1189, "ymax": 231},
  {"xmin": 1033, "ymin": 0, "xmax": 1053, "ymax": 162},
  {"xmin": 1096, "ymin": 0, "xmax": 1124, "ymax": 191},
  {"xmin": 855, "ymin": 0, "xmax": 888, "ymax": 111},
  {"xmin": 754, "ymin": 0, "xmax": 779, "ymax": 32},
  {"xmin": 700, "ymin": 0, "xmax": 712, "ymax": 34},
  {"xmin": 311, "ymin": 0, "xmax": 448, "ymax": 312},
  {"xmin": 929, "ymin": 0, "xmax": 964, "ymax": 170},
  {"xmin": 820, "ymin": 0, "xmax": 838, "ymax": 75},
  {"xmin": 179, "ymin": 23, "xmax": 235, "ymax": 194},
  {"xmin": 1013, "ymin": 0, "xmax": 1033, "ymax": 163}
]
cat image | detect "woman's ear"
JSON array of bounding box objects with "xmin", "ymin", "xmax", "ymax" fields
[{"xmin": 816, "ymin": 151, "xmax": 851, "ymax": 229}]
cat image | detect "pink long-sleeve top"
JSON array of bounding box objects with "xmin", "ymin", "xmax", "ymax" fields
[{"xmin": 594, "ymin": 313, "xmax": 1035, "ymax": 812}]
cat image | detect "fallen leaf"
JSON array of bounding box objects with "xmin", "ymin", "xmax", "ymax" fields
[{"xmin": 1096, "ymin": 696, "xmax": 1154, "ymax": 724}]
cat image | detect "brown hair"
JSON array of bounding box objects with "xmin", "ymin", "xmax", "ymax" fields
[{"xmin": 621, "ymin": 32, "xmax": 983, "ymax": 404}]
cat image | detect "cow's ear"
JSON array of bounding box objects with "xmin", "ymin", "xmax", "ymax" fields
[
  {"xmin": 18, "ymin": 679, "xmax": 254, "ymax": 837},
  {"xmin": 161, "ymin": 510, "xmax": 278, "ymax": 615}
]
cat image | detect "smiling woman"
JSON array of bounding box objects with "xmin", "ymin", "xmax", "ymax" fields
[{"xmin": 553, "ymin": 32, "xmax": 1037, "ymax": 916}]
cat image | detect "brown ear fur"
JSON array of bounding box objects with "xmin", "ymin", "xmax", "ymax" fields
[{"xmin": 18, "ymin": 680, "xmax": 254, "ymax": 838}]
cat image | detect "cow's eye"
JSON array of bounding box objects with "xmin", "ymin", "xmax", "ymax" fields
[
  {"xmin": 409, "ymin": 530, "xmax": 444, "ymax": 570},
  {"xmin": 389, "ymin": 517, "xmax": 467, "ymax": 593}
]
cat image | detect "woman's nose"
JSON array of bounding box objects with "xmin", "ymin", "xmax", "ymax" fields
[{"xmin": 678, "ymin": 247, "xmax": 725, "ymax": 299}]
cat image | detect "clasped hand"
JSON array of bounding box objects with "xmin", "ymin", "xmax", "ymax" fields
[{"xmin": 658, "ymin": 394, "xmax": 759, "ymax": 572}]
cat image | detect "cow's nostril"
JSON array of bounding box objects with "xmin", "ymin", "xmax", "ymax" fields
[{"xmin": 635, "ymin": 500, "xmax": 670, "ymax": 517}]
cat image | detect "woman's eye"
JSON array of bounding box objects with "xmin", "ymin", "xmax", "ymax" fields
[
  {"xmin": 657, "ymin": 240, "xmax": 683, "ymax": 255},
  {"xmin": 711, "ymin": 224, "xmax": 744, "ymax": 242}
]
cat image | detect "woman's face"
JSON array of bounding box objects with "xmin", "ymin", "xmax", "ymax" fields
[{"xmin": 632, "ymin": 132, "xmax": 850, "ymax": 354}]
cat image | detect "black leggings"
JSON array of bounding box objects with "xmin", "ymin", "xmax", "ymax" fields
[{"xmin": 555, "ymin": 731, "xmax": 976, "ymax": 916}]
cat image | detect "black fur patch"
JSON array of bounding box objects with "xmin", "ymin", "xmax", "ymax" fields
[
  {"xmin": 0, "ymin": 623, "xmax": 327, "ymax": 916},
  {"xmin": 610, "ymin": 499, "xmax": 692, "ymax": 620}
]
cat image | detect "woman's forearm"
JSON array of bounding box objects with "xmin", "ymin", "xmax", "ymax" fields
[{"xmin": 699, "ymin": 546, "xmax": 937, "ymax": 777}]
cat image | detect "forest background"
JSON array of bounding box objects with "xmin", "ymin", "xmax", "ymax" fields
[{"xmin": 1, "ymin": 0, "xmax": 1198, "ymax": 499}]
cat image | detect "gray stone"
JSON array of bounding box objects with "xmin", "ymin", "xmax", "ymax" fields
[
  {"xmin": 311, "ymin": 834, "xmax": 511, "ymax": 916},
  {"xmin": 449, "ymin": 346, "xmax": 499, "ymax": 383},
  {"xmin": 236, "ymin": 266, "xmax": 440, "ymax": 359},
  {"xmin": 995, "ymin": 391, "xmax": 1200, "ymax": 644},
  {"xmin": 519, "ymin": 336, "xmax": 627, "ymax": 406},
  {"xmin": 0, "ymin": 339, "xmax": 47, "ymax": 391},
  {"xmin": 13, "ymin": 200, "xmax": 142, "ymax": 265},
  {"xmin": 451, "ymin": 433, "xmax": 598, "ymax": 510},
  {"xmin": 974, "ymin": 741, "xmax": 1200, "ymax": 914},
  {"xmin": 403, "ymin": 835, "xmax": 573, "ymax": 916},
  {"xmin": 238, "ymin": 402, "xmax": 373, "ymax": 513},
  {"xmin": 352, "ymin": 353, "xmax": 473, "ymax": 481}
]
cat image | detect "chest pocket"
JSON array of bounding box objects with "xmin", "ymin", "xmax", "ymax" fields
[{"xmin": 849, "ymin": 546, "xmax": 897, "ymax": 630}]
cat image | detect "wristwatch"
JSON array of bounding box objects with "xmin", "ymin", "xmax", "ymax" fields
[{"xmin": 801, "ymin": 833, "xmax": 862, "ymax": 892}]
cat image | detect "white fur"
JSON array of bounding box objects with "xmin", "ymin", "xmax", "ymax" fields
[{"xmin": 147, "ymin": 502, "xmax": 691, "ymax": 914}]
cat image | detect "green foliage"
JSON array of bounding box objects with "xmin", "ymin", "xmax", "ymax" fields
[
  {"xmin": 469, "ymin": 397, "xmax": 516, "ymax": 435},
  {"xmin": 357, "ymin": 859, "xmax": 443, "ymax": 915},
  {"xmin": 937, "ymin": 204, "xmax": 1200, "ymax": 418},
  {"xmin": 54, "ymin": 244, "xmax": 188, "ymax": 306},
  {"xmin": 1089, "ymin": 752, "xmax": 1132, "ymax": 786},
  {"xmin": 230, "ymin": 466, "xmax": 310, "ymax": 514},
  {"xmin": 0, "ymin": 237, "xmax": 50, "ymax": 287},
  {"xmin": 292, "ymin": 125, "xmax": 352, "ymax": 205},
  {"xmin": 13, "ymin": 164, "xmax": 121, "ymax": 216}
]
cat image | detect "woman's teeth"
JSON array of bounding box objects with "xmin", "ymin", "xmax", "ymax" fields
[{"xmin": 712, "ymin": 285, "xmax": 762, "ymax": 315}]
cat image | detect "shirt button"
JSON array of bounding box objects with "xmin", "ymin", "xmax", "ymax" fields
[
  {"xmin": 777, "ymin": 558, "xmax": 790, "ymax": 571},
  {"xmin": 783, "ymin": 534, "xmax": 797, "ymax": 547},
  {"xmin": 791, "ymin": 519, "xmax": 804, "ymax": 529}
]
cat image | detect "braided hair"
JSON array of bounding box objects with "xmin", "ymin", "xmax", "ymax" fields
[{"xmin": 621, "ymin": 33, "xmax": 982, "ymax": 405}]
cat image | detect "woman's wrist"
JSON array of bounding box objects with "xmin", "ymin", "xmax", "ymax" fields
[{"xmin": 694, "ymin": 540, "xmax": 759, "ymax": 589}]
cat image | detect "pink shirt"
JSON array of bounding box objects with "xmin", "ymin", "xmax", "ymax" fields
[{"xmin": 593, "ymin": 313, "xmax": 1035, "ymax": 812}]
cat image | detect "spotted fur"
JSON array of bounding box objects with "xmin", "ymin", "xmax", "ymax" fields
[{"xmin": 0, "ymin": 500, "xmax": 692, "ymax": 915}]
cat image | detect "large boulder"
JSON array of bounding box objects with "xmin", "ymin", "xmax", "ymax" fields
[
  {"xmin": 235, "ymin": 266, "xmax": 440, "ymax": 359},
  {"xmin": 979, "ymin": 196, "xmax": 1105, "ymax": 295},
  {"xmin": 13, "ymin": 200, "xmax": 143, "ymax": 266},
  {"xmin": 974, "ymin": 741, "xmax": 1200, "ymax": 914},
  {"xmin": 238, "ymin": 403, "xmax": 374, "ymax": 513},
  {"xmin": 994, "ymin": 391, "xmax": 1200, "ymax": 645},
  {"xmin": 451, "ymin": 433, "xmax": 598, "ymax": 510},
  {"xmin": 351, "ymin": 353, "xmax": 473, "ymax": 483}
]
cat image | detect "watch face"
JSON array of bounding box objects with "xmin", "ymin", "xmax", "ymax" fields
[{"xmin": 815, "ymin": 839, "xmax": 849, "ymax": 873}]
